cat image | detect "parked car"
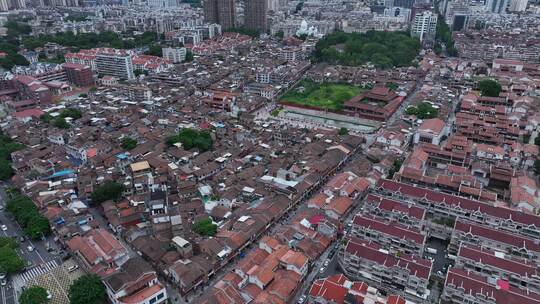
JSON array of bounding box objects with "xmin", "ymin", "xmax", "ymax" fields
[
  {"xmin": 328, "ymin": 249, "xmax": 336, "ymax": 258},
  {"xmin": 1, "ymin": 225, "xmax": 7, "ymax": 231},
  {"xmin": 1, "ymin": 279, "xmax": 6, "ymax": 286},
  {"xmin": 426, "ymin": 247, "xmax": 438, "ymax": 254},
  {"xmin": 67, "ymin": 265, "xmax": 79, "ymax": 273},
  {"xmin": 297, "ymin": 295, "xmax": 307, "ymax": 304},
  {"xmin": 27, "ymin": 245, "xmax": 34, "ymax": 252},
  {"xmin": 323, "ymin": 260, "xmax": 330, "ymax": 267}
]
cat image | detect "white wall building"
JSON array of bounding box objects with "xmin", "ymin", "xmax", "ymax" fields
[
  {"xmin": 162, "ymin": 47, "xmax": 187, "ymax": 63},
  {"xmin": 95, "ymin": 52, "xmax": 135, "ymax": 80},
  {"xmin": 0, "ymin": 0, "xmax": 9, "ymax": 11},
  {"xmin": 147, "ymin": 0, "xmax": 179, "ymax": 7},
  {"xmin": 413, "ymin": 118, "xmax": 448, "ymax": 145},
  {"xmin": 508, "ymin": 0, "xmax": 527, "ymax": 11},
  {"xmin": 410, "ymin": 11, "xmax": 438, "ymax": 42}
]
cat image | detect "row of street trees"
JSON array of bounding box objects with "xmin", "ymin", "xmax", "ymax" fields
[
  {"xmin": 19, "ymin": 274, "xmax": 106, "ymax": 304},
  {"xmin": 0, "ymin": 132, "xmax": 24, "ymax": 181}
]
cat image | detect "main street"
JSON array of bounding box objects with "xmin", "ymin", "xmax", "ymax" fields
[
  {"xmin": 0, "ymin": 184, "xmax": 60, "ymax": 304},
  {"xmin": 387, "ymin": 80, "xmax": 424, "ymax": 126},
  {"xmin": 291, "ymin": 185, "xmax": 367, "ymax": 303}
]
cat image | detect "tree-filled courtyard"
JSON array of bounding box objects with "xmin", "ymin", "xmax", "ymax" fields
[{"xmin": 312, "ymin": 30, "xmax": 421, "ymax": 68}]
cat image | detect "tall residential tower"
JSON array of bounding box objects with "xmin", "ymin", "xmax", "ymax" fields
[
  {"xmin": 410, "ymin": 11, "xmax": 438, "ymax": 43},
  {"xmin": 203, "ymin": 0, "xmax": 236, "ymax": 30},
  {"xmin": 245, "ymin": 0, "xmax": 269, "ymax": 32}
]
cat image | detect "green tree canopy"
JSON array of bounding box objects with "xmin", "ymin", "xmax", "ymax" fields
[
  {"xmin": 0, "ymin": 42, "xmax": 19, "ymax": 54},
  {"xmin": 192, "ymin": 218, "xmax": 217, "ymax": 236},
  {"xmin": 166, "ymin": 128, "xmax": 213, "ymax": 152},
  {"xmin": 19, "ymin": 286, "xmax": 48, "ymax": 304},
  {"xmin": 534, "ymin": 159, "xmax": 540, "ymax": 176},
  {"xmin": 181, "ymin": 0, "xmax": 201, "ymax": 6},
  {"xmin": 53, "ymin": 117, "xmax": 70, "ymax": 129},
  {"xmin": 338, "ymin": 127, "xmax": 349, "ymax": 135},
  {"xmin": 313, "ymin": 31, "xmax": 420, "ymax": 69},
  {"xmin": 144, "ymin": 44, "xmax": 163, "ymax": 57},
  {"xmin": 134, "ymin": 69, "xmax": 148, "ymax": 77},
  {"xmin": 387, "ymin": 159, "xmax": 403, "ymax": 179},
  {"xmin": 23, "ymin": 216, "xmax": 50, "ymax": 240},
  {"xmin": 405, "ymin": 106, "xmax": 418, "ymax": 116},
  {"xmin": 0, "ymin": 237, "xmax": 18, "ymax": 249},
  {"xmin": 435, "ymin": 14, "xmax": 458, "ymax": 57},
  {"xmin": 40, "ymin": 113, "xmax": 52, "ymax": 123},
  {"xmin": 41, "ymin": 54, "xmax": 65, "ymax": 64},
  {"xmin": 0, "ymin": 132, "xmax": 24, "ymax": 180},
  {"xmin": 386, "ymin": 82, "xmax": 399, "ymax": 91},
  {"xmin": 5, "ymin": 20, "xmax": 31, "ymax": 37},
  {"xmin": 0, "ymin": 160, "xmax": 14, "ymax": 181},
  {"xmin": 6, "ymin": 195, "xmax": 50, "ymax": 240},
  {"xmin": 295, "ymin": 1, "xmax": 304, "ymax": 12},
  {"xmin": 0, "ymin": 53, "xmax": 30, "ymax": 69},
  {"xmin": 184, "ymin": 50, "xmax": 194, "ymax": 62},
  {"xmin": 121, "ymin": 138, "xmax": 137, "ymax": 150},
  {"xmin": 59, "ymin": 108, "xmax": 82, "ymax": 119},
  {"xmin": 227, "ymin": 27, "xmax": 260, "ymax": 38},
  {"xmin": 478, "ymin": 79, "xmax": 502, "ymax": 97},
  {"xmin": 0, "ymin": 245, "xmax": 24, "ymax": 274},
  {"xmin": 68, "ymin": 274, "xmax": 106, "ymax": 304},
  {"xmin": 0, "ymin": 132, "xmax": 24, "ymax": 160},
  {"xmin": 405, "ymin": 102, "xmax": 438, "ymax": 119},
  {"xmin": 91, "ymin": 181, "xmax": 125, "ymax": 203}
]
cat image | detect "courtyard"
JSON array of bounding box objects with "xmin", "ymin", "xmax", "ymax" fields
[
  {"xmin": 280, "ymin": 79, "xmax": 364, "ymax": 110},
  {"xmin": 15, "ymin": 259, "xmax": 84, "ymax": 304}
]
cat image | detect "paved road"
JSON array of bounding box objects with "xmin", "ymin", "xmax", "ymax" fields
[
  {"xmin": 529, "ymin": 127, "xmax": 539, "ymax": 145},
  {"xmin": 86, "ymin": 206, "xmax": 138, "ymax": 259},
  {"xmin": 291, "ymin": 195, "xmax": 366, "ymax": 303},
  {"xmin": 0, "ymin": 185, "xmax": 60, "ymax": 304},
  {"xmin": 386, "ymin": 81, "xmax": 424, "ymax": 126},
  {"xmin": 425, "ymin": 237, "xmax": 452, "ymax": 275}
]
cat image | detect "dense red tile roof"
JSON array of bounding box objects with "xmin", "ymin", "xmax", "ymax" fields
[
  {"xmin": 309, "ymin": 275, "xmax": 349, "ymax": 304},
  {"xmin": 344, "ymin": 237, "xmax": 432, "ymax": 280},
  {"xmin": 418, "ymin": 118, "xmax": 445, "ymax": 135},
  {"xmin": 458, "ymin": 245, "xmax": 538, "ymax": 277},
  {"xmin": 353, "ymin": 214, "xmax": 425, "ymax": 245},
  {"xmin": 445, "ymin": 268, "xmax": 540, "ymax": 304},
  {"xmin": 377, "ymin": 179, "xmax": 540, "ymax": 228},
  {"xmin": 365, "ymin": 194, "xmax": 426, "ymax": 220},
  {"xmin": 454, "ymin": 220, "xmax": 540, "ymax": 254}
]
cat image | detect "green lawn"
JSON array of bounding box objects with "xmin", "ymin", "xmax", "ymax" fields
[{"xmin": 280, "ymin": 79, "xmax": 363, "ymax": 110}]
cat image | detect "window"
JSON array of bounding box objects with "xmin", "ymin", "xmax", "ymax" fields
[
  {"xmin": 157, "ymin": 293, "xmax": 164, "ymax": 300},
  {"xmin": 149, "ymin": 298, "xmax": 157, "ymax": 304},
  {"xmin": 419, "ymin": 136, "xmax": 432, "ymax": 143}
]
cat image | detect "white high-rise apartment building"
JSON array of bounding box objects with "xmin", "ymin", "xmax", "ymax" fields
[
  {"xmin": 0, "ymin": 0, "xmax": 26, "ymax": 9},
  {"xmin": 162, "ymin": 47, "xmax": 187, "ymax": 63},
  {"xmin": 508, "ymin": 0, "xmax": 527, "ymax": 11},
  {"xmin": 410, "ymin": 11, "xmax": 438, "ymax": 42},
  {"xmin": 95, "ymin": 51, "xmax": 135, "ymax": 80},
  {"xmin": 147, "ymin": 0, "xmax": 178, "ymax": 7},
  {"xmin": 486, "ymin": 0, "xmax": 510, "ymax": 13},
  {"xmin": 0, "ymin": 0, "xmax": 9, "ymax": 11}
]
